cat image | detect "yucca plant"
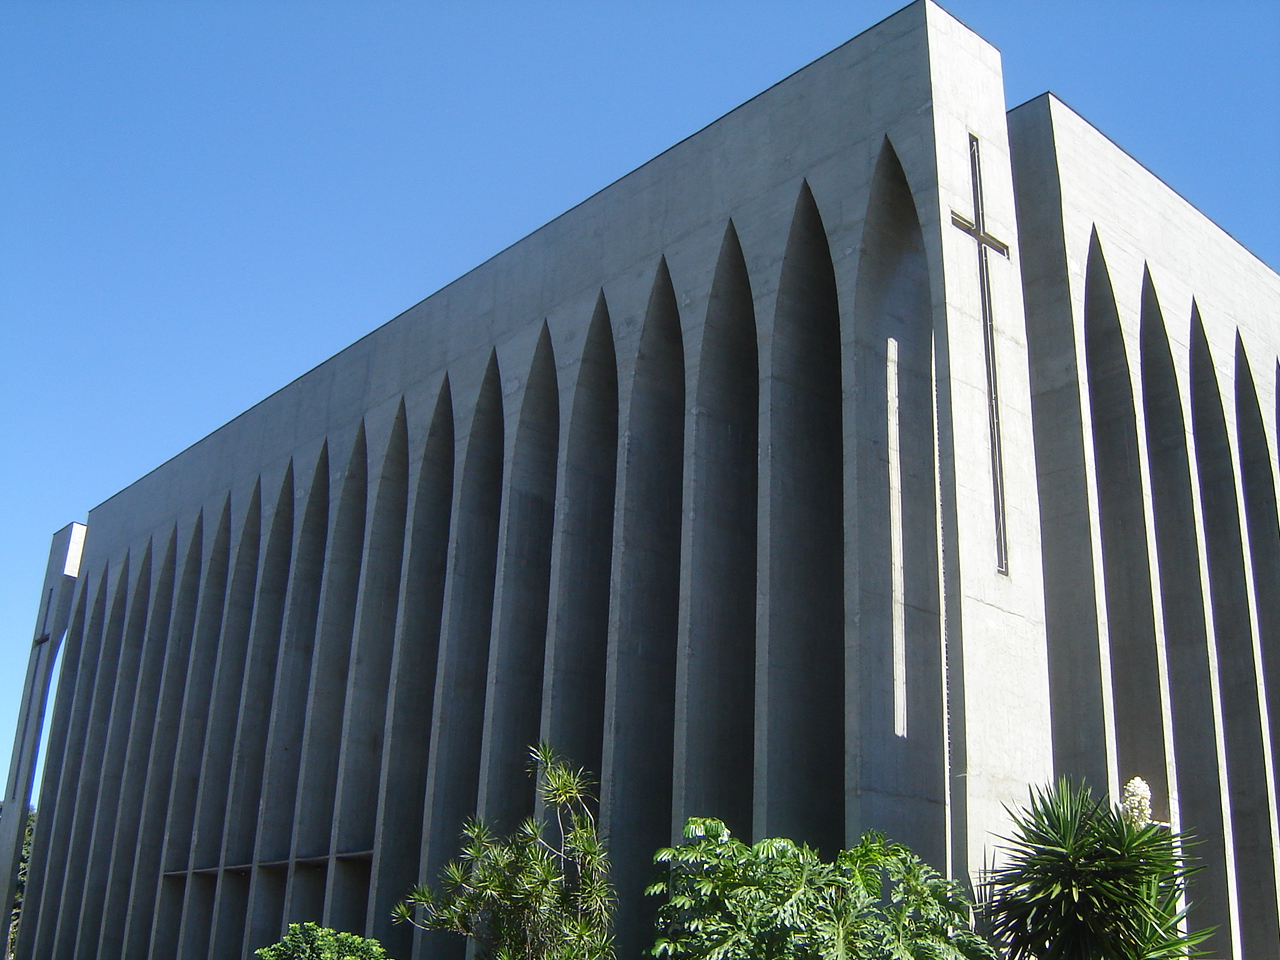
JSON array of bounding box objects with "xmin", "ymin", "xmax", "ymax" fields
[
  {"xmin": 982, "ymin": 779, "xmax": 1214, "ymax": 960},
  {"xmin": 394, "ymin": 743, "xmax": 613, "ymax": 960}
]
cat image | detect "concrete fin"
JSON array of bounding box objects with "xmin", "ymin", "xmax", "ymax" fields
[
  {"xmin": 479, "ymin": 324, "xmax": 560, "ymax": 835},
  {"xmin": 1235, "ymin": 340, "xmax": 1280, "ymax": 815},
  {"xmin": 94, "ymin": 525, "xmax": 182, "ymax": 959},
  {"xmin": 149, "ymin": 498, "xmax": 234, "ymax": 954},
  {"xmin": 71, "ymin": 540, "xmax": 153, "ymax": 953},
  {"xmin": 1139, "ymin": 285, "xmax": 1232, "ymax": 951},
  {"xmin": 174, "ymin": 482, "xmax": 266, "ymax": 957},
  {"xmin": 675, "ymin": 221, "xmax": 758, "ymax": 840},
  {"xmin": 50, "ymin": 557, "xmax": 132, "ymax": 957},
  {"xmin": 1190, "ymin": 308, "xmax": 1280, "ymax": 952},
  {"xmin": 287, "ymin": 424, "xmax": 370, "ymax": 928},
  {"xmin": 542, "ymin": 293, "xmax": 617, "ymax": 787},
  {"xmin": 1083, "ymin": 234, "xmax": 1166, "ymax": 815},
  {"xmin": 761, "ymin": 180, "xmax": 844, "ymax": 855},
  {"xmin": 107, "ymin": 522, "xmax": 202, "ymax": 957},
  {"xmin": 120, "ymin": 508, "xmax": 207, "ymax": 957},
  {"xmin": 603, "ymin": 257, "xmax": 684, "ymax": 953},
  {"xmin": 15, "ymin": 578, "xmax": 89, "ymax": 960},
  {"xmin": 246, "ymin": 446, "xmax": 330, "ymax": 949},
  {"xmin": 209, "ymin": 463, "xmax": 295, "ymax": 960},
  {"xmin": 327, "ymin": 406, "xmax": 410, "ymax": 932},
  {"xmin": 25, "ymin": 565, "xmax": 109, "ymax": 959},
  {"xmin": 419, "ymin": 351, "xmax": 504, "ymax": 960},
  {"xmin": 369, "ymin": 379, "xmax": 454, "ymax": 956}
]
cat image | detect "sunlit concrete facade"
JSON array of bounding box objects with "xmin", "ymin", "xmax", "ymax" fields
[{"xmin": 4, "ymin": 3, "xmax": 1276, "ymax": 957}]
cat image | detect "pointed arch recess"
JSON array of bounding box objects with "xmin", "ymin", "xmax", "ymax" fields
[
  {"xmin": 68, "ymin": 544, "xmax": 153, "ymax": 952},
  {"xmin": 420, "ymin": 354, "xmax": 505, "ymax": 924},
  {"xmin": 1235, "ymin": 341, "xmax": 1280, "ymax": 809},
  {"xmin": 676, "ymin": 221, "xmax": 758, "ymax": 840},
  {"xmin": 97, "ymin": 522, "xmax": 199, "ymax": 960},
  {"xmin": 50, "ymin": 557, "xmax": 133, "ymax": 956},
  {"xmin": 178, "ymin": 489, "xmax": 261, "ymax": 952},
  {"xmin": 851, "ymin": 140, "xmax": 944, "ymax": 863},
  {"xmin": 1189, "ymin": 312, "xmax": 1279, "ymax": 951},
  {"xmin": 286, "ymin": 425, "xmax": 370, "ymax": 928},
  {"xmin": 367, "ymin": 380, "xmax": 454, "ymax": 956},
  {"xmin": 604, "ymin": 258, "xmax": 685, "ymax": 951},
  {"xmin": 1140, "ymin": 287, "xmax": 1232, "ymax": 948},
  {"xmin": 121, "ymin": 502, "xmax": 228, "ymax": 959},
  {"xmin": 189, "ymin": 483, "xmax": 265, "ymax": 855},
  {"xmin": 763, "ymin": 181, "xmax": 844, "ymax": 855},
  {"xmin": 244, "ymin": 447, "xmax": 329, "ymax": 950},
  {"xmin": 318, "ymin": 405, "xmax": 410, "ymax": 932},
  {"xmin": 542, "ymin": 295, "xmax": 618, "ymax": 789},
  {"xmin": 87, "ymin": 528, "xmax": 176, "ymax": 958},
  {"xmin": 169, "ymin": 486, "xmax": 264, "ymax": 957},
  {"xmin": 208, "ymin": 464, "xmax": 296, "ymax": 960},
  {"xmin": 18, "ymin": 576, "xmax": 90, "ymax": 960},
  {"xmin": 27, "ymin": 564, "xmax": 111, "ymax": 958},
  {"xmin": 478, "ymin": 325, "xmax": 560, "ymax": 837},
  {"xmin": 1083, "ymin": 240, "xmax": 1166, "ymax": 814},
  {"xmin": 148, "ymin": 498, "xmax": 236, "ymax": 955}
]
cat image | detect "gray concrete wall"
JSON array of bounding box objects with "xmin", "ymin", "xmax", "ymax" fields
[
  {"xmin": 1011, "ymin": 91, "xmax": 1280, "ymax": 960},
  {"xmin": 49, "ymin": 3, "xmax": 1280, "ymax": 958}
]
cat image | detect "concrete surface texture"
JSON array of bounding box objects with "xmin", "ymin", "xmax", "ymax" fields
[{"xmin": 4, "ymin": 2, "xmax": 1276, "ymax": 957}]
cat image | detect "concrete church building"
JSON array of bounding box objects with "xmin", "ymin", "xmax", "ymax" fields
[{"xmin": 5, "ymin": 2, "xmax": 1278, "ymax": 957}]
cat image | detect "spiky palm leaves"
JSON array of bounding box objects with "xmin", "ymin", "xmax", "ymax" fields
[
  {"xmin": 395, "ymin": 743, "xmax": 613, "ymax": 960},
  {"xmin": 982, "ymin": 779, "xmax": 1213, "ymax": 960}
]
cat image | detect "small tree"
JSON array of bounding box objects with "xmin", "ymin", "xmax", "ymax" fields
[
  {"xmin": 7, "ymin": 807, "xmax": 34, "ymax": 960},
  {"xmin": 981, "ymin": 778, "xmax": 1214, "ymax": 960},
  {"xmin": 254, "ymin": 922, "xmax": 390, "ymax": 959},
  {"xmin": 649, "ymin": 817, "xmax": 996, "ymax": 960},
  {"xmin": 394, "ymin": 743, "xmax": 613, "ymax": 960}
]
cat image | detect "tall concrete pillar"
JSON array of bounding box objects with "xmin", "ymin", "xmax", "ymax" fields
[
  {"xmin": 327, "ymin": 406, "xmax": 410, "ymax": 933},
  {"xmin": 0, "ymin": 522, "xmax": 84, "ymax": 952},
  {"xmin": 417, "ymin": 354, "xmax": 504, "ymax": 960},
  {"xmin": 477, "ymin": 325, "xmax": 560, "ymax": 835},
  {"xmin": 1138, "ymin": 291, "xmax": 1234, "ymax": 952},
  {"xmin": 168, "ymin": 483, "xmax": 266, "ymax": 956},
  {"xmin": 285, "ymin": 425, "xmax": 371, "ymax": 923},
  {"xmin": 1190, "ymin": 312, "xmax": 1280, "ymax": 955},
  {"xmin": 541, "ymin": 296, "xmax": 617, "ymax": 796},
  {"xmin": 26, "ymin": 565, "xmax": 111, "ymax": 959},
  {"xmin": 245, "ymin": 448, "xmax": 330, "ymax": 951},
  {"xmin": 368, "ymin": 380, "xmax": 453, "ymax": 959},
  {"xmin": 672, "ymin": 222, "xmax": 758, "ymax": 842},
  {"xmin": 601, "ymin": 259, "xmax": 685, "ymax": 952},
  {"xmin": 205, "ymin": 465, "xmax": 295, "ymax": 960}
]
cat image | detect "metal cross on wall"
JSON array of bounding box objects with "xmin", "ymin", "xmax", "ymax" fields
[{"xmin": 951, "ymin": 134, "xmax": 1011, "ymax": 574}]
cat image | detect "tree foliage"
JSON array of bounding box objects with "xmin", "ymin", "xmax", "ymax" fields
[
  {"xmin": 648, "ymin": 817, "xmax": 996, "ymax": 960},
  {"xmin": 7, "ymin": 807, "xmax": 34, "ymax": 959},
  {"xmin": 395, "ymin": 743, "xmax": 613, "ymax": 960},
  {"xmin": 981, "ymin": 779, "xmax": 1214, "ymax": 960},
  {"xmin": 254, "ymin": 922, "xmax": 390, "ymax": 959}
]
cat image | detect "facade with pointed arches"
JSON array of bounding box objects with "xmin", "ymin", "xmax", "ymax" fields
[{"xmin": 5, "ymin": 3, "xmax": 1279, "ymax": 957}]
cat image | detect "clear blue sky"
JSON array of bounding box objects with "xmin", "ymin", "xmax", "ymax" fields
[{"xmin": 2, "ymin": 0, "xmax": 1277, "ymax": 799}]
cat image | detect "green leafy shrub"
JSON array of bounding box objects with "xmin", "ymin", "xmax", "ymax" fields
[
  {"xmin": 648, "ymin": 817, "xmax": 996, "ymax": 960},
  {"xmin": 395, "ymin": 743, "xmax": 613, "ymax": 960},
  {"xmin": 7, "ymin": 808, "xmax": 34, "ymax": 958},
  {"xmin": 982, "ymin": 778, "xmax": 1214, "ymax": 960},
  {"xmin": 254, "ymin": 921, "xmax": 390, "ymax": 959}
]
